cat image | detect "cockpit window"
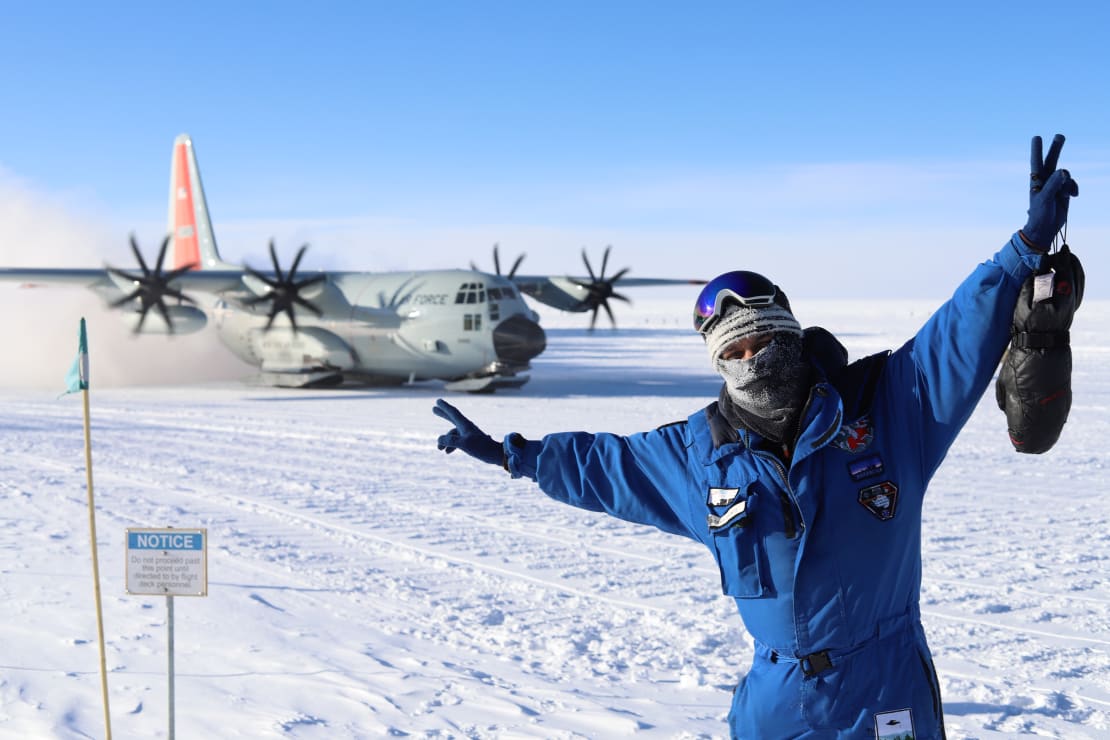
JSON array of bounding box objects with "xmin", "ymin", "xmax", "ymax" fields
[
  {"xmin": 454, "ymin": 282, "xmax": 486, "ymax": 304},
  {"xmin": 487, "ymin": 287, "xmax": 503, "ymax": 300}
]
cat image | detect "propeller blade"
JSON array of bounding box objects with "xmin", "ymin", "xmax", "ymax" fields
[
  {"xmin": 599, "ymin": 245, "xmax": 611, "ymax": 280},
  {"xmin": 244, "ymin": 264, "xmax": 280, "ymax": 289},
  {"xmin": 154, "ymin": 235, "xmax": 171, "ymax": 274},
  {"xmin": 161, "ymin": 285, "xmax": 197, "ymax": 305},
  {"xmin": 154, "ymin": 297, "xmax": 174, "ymax": 334},
  {"xmin": 134, "ymin": 304, "xmax": 149, "ymax": 333},
  {"xmin": 128, "ymin": 234, "xmax": 150, "ymax": 275},
  {"xmin": 292, "ymin": 293, "xmax": 325, "ymax": 317},
  {"xmin": 602, "ymin": 300, "xmax": 616, "ymax": 328},
  {"xmin": 242, "ymin": 292, "xmax": 274, "ymax": 307},
  {"xmin": 609, "ymin": 266, "xmax": 630, "ymax": 283},
  {"xmin": 284, "ymin": 305, "xmax": 299, "ymax": 332},
  {"xmin": 507, "ymin": 252, "xmax": 525, "ymax": 279},
  {"xmin": 294, "ymin": 273, "xmax": 328, "ymax": 291},
  {"xmin": 109, "ymin": 287, "xmax": 143, "ymax": 309},
  {"xmin": 268, "ymin": 240, "xmax": 285, "ymax": 282},
  {"xmin": 163, "ymin": 264, "xmax": 199, "ymax": 285},
  {"xmin": 581, "ymin": 248, "xmax": 597, "ymax": 282},
  {"xmin": 107, "ymin": 266, "xmax": 141, "ymax": 284},
  {"xmin": 288, "ymin": 243, "xmax": 309, "ymax": 277},
  {"xmin": 472, "ymin": 243, "xmax": 525, "ymax": 280}
]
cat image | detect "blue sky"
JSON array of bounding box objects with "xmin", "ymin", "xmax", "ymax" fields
[{"xmin": 1, "ymin": 1, "xmax": 1108, "ymax": 297}]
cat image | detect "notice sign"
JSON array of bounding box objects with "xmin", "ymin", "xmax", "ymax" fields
[{"xmin": 126, "ymin": 528, "xmax": 208, "ymax": 596}]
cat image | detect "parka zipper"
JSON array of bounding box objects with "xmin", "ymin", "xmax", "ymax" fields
[
  {"xmin": 766, "ymin": 383, "xmax": 838, "ymax": 540},
  {"xmin": 746, "ymin": 431, "xmax": 802, "ymax": 539}
]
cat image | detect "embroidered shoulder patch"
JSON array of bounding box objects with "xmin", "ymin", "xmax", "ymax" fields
[
  {"xmin": 858, "ymin": 481, "xmax": 898, "ymax": 521},
  {"xmin": 833, "ymin": 414, "xmax": 873, "ymax": 452}
]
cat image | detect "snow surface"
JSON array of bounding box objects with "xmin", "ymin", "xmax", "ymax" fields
[{"xmin": 2, "ymin": 298, "xmax": 1109, "ymax": 739}]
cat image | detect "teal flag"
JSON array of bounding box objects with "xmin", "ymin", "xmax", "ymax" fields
[{"xmin": 63, "ymin": 317, "xmax": 89, "ymax": 395}]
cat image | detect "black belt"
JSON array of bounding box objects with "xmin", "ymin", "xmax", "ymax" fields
[
  {"xmin": 760, "ymin": 608, "xmax": 922, "ymax": 680},
  {"xmin": 770, "ymin": 648, "xmax": 834, "ymax": 677}
]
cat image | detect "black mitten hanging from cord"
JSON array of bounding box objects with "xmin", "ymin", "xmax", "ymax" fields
[{"xmin": 995, "ymin": 245, "xmax": 1085, "ymax": 454}]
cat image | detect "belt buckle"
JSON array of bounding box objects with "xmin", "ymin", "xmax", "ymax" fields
[{"xmin": 801, "ymin": 650, "xmax": 833, "ymax": 678}]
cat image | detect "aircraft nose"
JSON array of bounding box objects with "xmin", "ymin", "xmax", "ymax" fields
[{"xmin": 493, "ymin": 315, "xmax": 546, "ymax": 364}]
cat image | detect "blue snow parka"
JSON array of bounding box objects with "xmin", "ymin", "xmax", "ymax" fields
[{"xmin": 502, "ymin": 235, "xmax": 1044, "ymax": 738}]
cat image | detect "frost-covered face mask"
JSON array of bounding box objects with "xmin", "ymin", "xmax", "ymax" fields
[{"xmin": 715, "ymin": 333, "xmax": 809, "ymax": 442}]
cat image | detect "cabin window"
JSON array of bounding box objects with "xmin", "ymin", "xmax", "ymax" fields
[
  {"xmin": 454, "ymin": 282, "xmax": 486, "ymax": 304},
  {"xmin": 463, "ymin": 313, "xmax": 482, "ymax": 331}
]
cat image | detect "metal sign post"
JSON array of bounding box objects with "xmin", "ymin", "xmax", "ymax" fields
[{"xmin": 126, "ymin": 528, "xmax": 208, "ymax": 740}]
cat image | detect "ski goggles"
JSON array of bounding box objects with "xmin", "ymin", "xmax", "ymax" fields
[{"xmin": 693, "ymin": 271, "xmax": 780, "ymax": 335}]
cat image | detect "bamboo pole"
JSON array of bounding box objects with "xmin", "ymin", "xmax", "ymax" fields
[
  {"xmin": 83, "ymin": 385, "xmax": 112, "ymax": 739},
  {"xmin": 74, "ymin": 317, "xmax": 112, "ymax": 739}
]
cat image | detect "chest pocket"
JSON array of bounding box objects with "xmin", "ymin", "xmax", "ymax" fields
[{"xmin": 706, "ymin": 484, "xmax": 767, "ymax": 598}]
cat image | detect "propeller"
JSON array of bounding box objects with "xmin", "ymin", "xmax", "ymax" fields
[
  {"xmin": 570, "ymin": 245, "xmax": 631, "ymax": 331},
  {"xmin": 107, "ymin": 234, "xmax": 197, "ymax": 333},
  {"xmin": 242, "ymin": 240, "xmax": 326, "ymax": 332},
  {"xmin": 471, "ymin": 243, "xmax": 525, "ymax": 279}
]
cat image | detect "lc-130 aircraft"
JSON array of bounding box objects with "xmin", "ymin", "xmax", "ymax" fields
[{"xmin": 0, "ymin": 135, "xmax": 704, "ymax": 391}]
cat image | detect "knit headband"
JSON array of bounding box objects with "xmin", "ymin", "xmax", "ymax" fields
[{"xmin": 705, "ymin": 303, "xmax": 803, "ymax": 364}]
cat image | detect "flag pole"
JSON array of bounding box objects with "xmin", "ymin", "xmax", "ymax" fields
[{"xmin": 72, "ymin": 318, "xmax": 112, "ymax": 739}]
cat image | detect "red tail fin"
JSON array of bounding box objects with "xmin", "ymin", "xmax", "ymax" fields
[{"xmin": 170, "ymin": 138, "xmax": 201, "ymax": 271}]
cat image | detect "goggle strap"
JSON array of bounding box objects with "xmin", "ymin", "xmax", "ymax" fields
[{"xmin": 696, "ymin": 288, "xmax": 778, "ymax": 334}]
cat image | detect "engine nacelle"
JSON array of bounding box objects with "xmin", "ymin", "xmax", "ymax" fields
[
  {"xmin": 517, "ymin": 277, "xmax": 591, "ymax": 312},
  {"xmin": 121, "ymin": 305, "xmax": 208, "ymax": 334}
]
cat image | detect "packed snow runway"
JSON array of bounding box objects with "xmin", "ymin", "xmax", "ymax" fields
[{"xmin": 1, "ymin": 299, "xmax": 1108, "ymax": 738}]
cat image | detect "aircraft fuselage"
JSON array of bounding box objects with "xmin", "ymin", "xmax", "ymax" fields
[{"xmin": 210, "ymin": 268, "xmax": 545, "ymax": 389}]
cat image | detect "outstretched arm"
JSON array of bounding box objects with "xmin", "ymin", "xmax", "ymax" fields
[{"xmin": 432, "ymin": 399, "xmax": 701, "ymax": 540}]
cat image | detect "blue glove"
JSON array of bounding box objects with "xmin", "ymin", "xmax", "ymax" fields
[
  {"xmin": 433, "ymin": 398, "xmax": 504, "ymax": 467},
  {"xmin": 1021, "ymin": 134, "xmax": 1079, "ymax": 251}
]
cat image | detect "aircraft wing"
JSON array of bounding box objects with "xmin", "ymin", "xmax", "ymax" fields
[
  {"xmin": 469, "ymin": 244, "xmax": 705, "ymax": 328},
  {"xmin": 507, "ymin": 273, "xmax": 705, "ymax": 324},
  {"xmin": 0, "ymin": 266, "xmax": 262, "ymax": 307},
  {"xmin": 0, "ymin": 267, "xmax": 245, "ymax": 293},
  {"xmin": 0, "ymin": 265, "xmax": 370, "ymax": 334},
  {"xmin": 510, "ymin": 275, "xmax": 705, "ymax": 291}
]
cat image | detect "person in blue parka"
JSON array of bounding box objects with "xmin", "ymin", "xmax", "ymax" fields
[{"xmin": 433, "ymin": 134, "xmax": 1078, "ymax": 739}]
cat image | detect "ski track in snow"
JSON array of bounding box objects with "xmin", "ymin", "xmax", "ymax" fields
[{"xmin": 1, "ymin": 299, "xmax": 1108, "ymax": 738}]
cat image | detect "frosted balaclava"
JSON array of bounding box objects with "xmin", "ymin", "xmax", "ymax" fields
[{"xmin": 705, "ymin": 301, "xmax": 810, "ymax": 444}]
